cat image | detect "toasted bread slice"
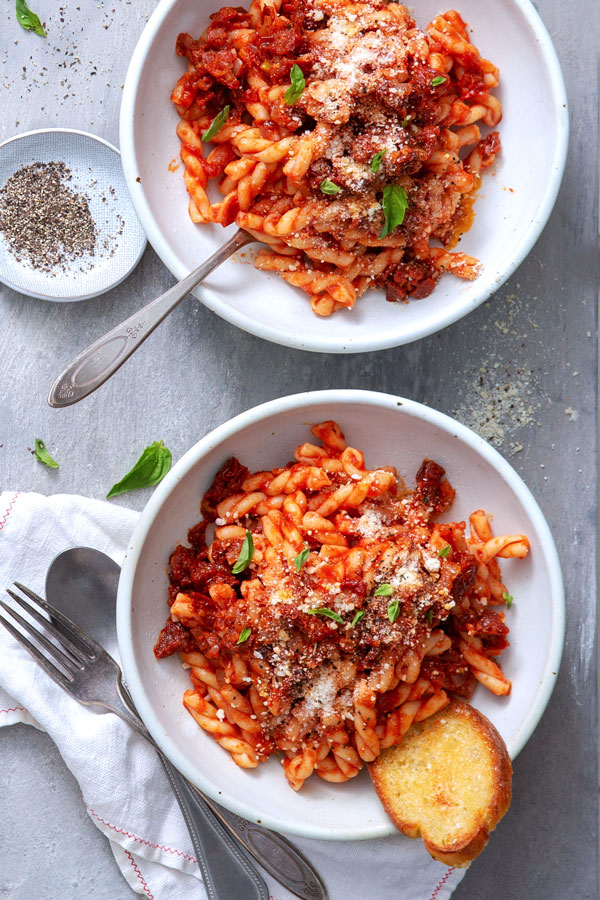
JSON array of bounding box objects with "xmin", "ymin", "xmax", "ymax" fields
[{"xmin": 369, "ymin": 699, "xmax": 512, "ymax": 866}]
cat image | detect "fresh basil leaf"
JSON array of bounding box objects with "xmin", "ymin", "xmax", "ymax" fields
[
  {"xmin": 34, "ymin": 438, "xmax": 58, "ymax": 469},
  {"xmin": 16, "ymin": 0, "xmax": 45, "ymax": 35},
  {"xmin": 426, "ymin": 609, "xmax": 434, "ymax": 624},
  {"xmin": 401, "ymin": 117, "xmax": 410, "ymax": 127},
  {"xmin": 438, "ymin": 545, "xmax": 451, "ymax": 558},
  {"xmin": 351, "ymin": 610, "xmax": 365, "ymax": 627},
  {"xmin": 106, "ymin": 440, "xmax": 172, "ymax": 499},
  {"xmin": 232, "ymin": 530, "xmax": 254, "ymax": 574},
  {"xmin": 237, "ymin": 627, "xmax": 252, "ymax": 644},
  {"xmin": 306, "ymin": 607, "xmax": 344, "ymax": 625},
  {"xmin": 284, "ymin": 64, "xmax": 305, "ymax": 105},
  {"xmin": 387, "ymin": 599, "xmax": 400, "ymax": 623},
  {"xmin": 379, "ymin": 184, "xmax": 408, "ymax": 239},
  {"xmin": 503, "ymin": 591, "xmax": 514, "ymax": 609},
  {"xmin": 201, "ymin": 105, "xmax": 230, "ymax": 142},
  {"xmin": 370, "ymin": 150, "xmax": 387, "ymax": 174},
  {"xmin": 294, "ymin": 547, "xmax": 310, "ymax": 572},
  {"xmin": 374, "ymin": 583, "xmax": 393, "ymax": 596},
  {"xmin": 320, "ymin": 179, "xmax": 341, "ymax": 196},
  {"xmin": 431, "ymin": 75, "xmax": 447, "ymax": 87}
]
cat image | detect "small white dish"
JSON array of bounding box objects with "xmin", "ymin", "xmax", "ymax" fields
[
  {"xmin": 0, "ymin": 128, "xmax": 147, "ymax": 301},
  {"xmin": 116, "ymin": 390, "xmax": 565, "ymax": 840},
  {"xmin": 120, "ymin": 0, "xmax": 569, "ymax": 352}
]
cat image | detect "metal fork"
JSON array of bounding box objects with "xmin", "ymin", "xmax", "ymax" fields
[{"xmin": 0, "ymin": 582, "xmax": 273, "ymax": 900}]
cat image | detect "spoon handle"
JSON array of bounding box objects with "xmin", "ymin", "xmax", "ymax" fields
[
  {"xmin": 197, "ymin": 792, "xmax": 329, "ymax": 900},
  {"xmin": 109, "ymin": 683, "xmax": 269, "ymax": 900},
  {"xmin": 159, "ymin": 755, "xmax": 270, "ymax": 900},
  {"xmin": 47, "ymin": 228, "xmax": 253, "ymax": 408},
  {"xmin": 114, "ymin": 681, "xmax": 327, "ymax": 900}
]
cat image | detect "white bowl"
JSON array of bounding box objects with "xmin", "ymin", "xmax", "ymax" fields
[
  {"xmin": 0, "ymin": 129, "xmax": 147, "ymax": 301},
  {"xmin": 120, "ymin": 0, "xmax": 568, "ymax": 353},
  {"xmin": 117, "ymin": 390, "xmax": 565, "ymax": 840}
]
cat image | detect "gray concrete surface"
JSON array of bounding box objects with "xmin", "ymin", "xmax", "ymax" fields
[{"xmin": 0, "ymin": 0, "xmax": 598, "ymax": 897}]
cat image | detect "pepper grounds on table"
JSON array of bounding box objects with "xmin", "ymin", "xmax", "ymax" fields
[{"xmin": 0, "ymin": 161, "xmax": 97, "ymax": 273}]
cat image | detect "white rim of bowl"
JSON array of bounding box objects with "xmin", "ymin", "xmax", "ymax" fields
[
  {"xmin": 0, "ymin": 127, "xmax": 147, "ymax": 302},
  {"xmin": 116, "ymin": 389, "xmax": 566, "ymax": 840},
  {"xmin": 119, "ymin": 0, "xmax": 569, "ymax": 353}
]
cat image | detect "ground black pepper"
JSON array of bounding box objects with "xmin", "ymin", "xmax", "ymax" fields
[{"xmin": 0, "ymin": 161, "xmax": 97, "ymax": 272}]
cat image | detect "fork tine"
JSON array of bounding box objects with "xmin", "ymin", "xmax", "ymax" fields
[
  {"xmin": 0, "ymin": 596, "xmax": 83, "ymax": 676},
  {"xmin": 6, "ymin": 586, "xmax": 88, "ymax": 666},
  {"xmin": 0, "ymin": 609, "xmax": 75, "ymax": 691},
  {"xmin": 13, "ymin": 581, "xmax": 100, "ymax": 658}
]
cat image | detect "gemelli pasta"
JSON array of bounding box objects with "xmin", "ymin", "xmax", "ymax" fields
[
  {"xmin": 171, "ymin": 0, "xmax": 501, "ymax": 316},
  {"xmin": 154, "ymin": 421, "xmax": 528, "ymax": 790}
]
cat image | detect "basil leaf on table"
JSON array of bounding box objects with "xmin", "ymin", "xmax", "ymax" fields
[
  {"xmin": 284, "ymin": 64, "xmax": 305, "ymax": 105},
  {"xmin": 379, "ymin": 184, "xmax": 408, "ymax": 239},
  {"xmin": 16, "ymin": 0, "xmax": 45, "ymax": 35},
  {"xmin": 201, "ymin": 106, "xmax": 230, "ymax": 142},
  {"xmin": 106, "ymin": 440, "xmax": 172, "ymax": 499},
  {"xmin": 34, "ymin": 438, "xmax": 58, "ymax": 468}
]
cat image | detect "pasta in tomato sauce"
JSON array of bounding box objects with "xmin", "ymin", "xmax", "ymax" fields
[
  {"xmin": 154, "ymin": 422, "xmax": 528, "ymax": 790},
  {"xmin": 172, "ymin": 0, "xmax": 501, "ymax": 316}
]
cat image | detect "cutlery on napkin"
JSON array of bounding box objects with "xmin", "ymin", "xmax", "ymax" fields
[{"xmin": 0, "ymin": 490, "xmax": 464, "ymax": 900}]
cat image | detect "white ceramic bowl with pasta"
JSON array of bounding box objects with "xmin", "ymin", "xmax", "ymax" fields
[
  {"xmin": 119, "ymin": 0, "xmax": 568, "ymax": 353},
  {"xmin": 116, "ymin": 390, "xmax": 564, "ymax": 839}
]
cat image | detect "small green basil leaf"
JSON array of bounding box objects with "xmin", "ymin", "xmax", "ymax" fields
[
  {"xmin": 379, "ymin": 184, "xmax": 408, "ymax": 239},
  {"xmin": 426, "ymin": 609, "xmax": 434, "ymax": 624},
  {"xmin": 438, "ymin": 545, "xmax": 451, "ymax": 558},
  {"xmin": 34, "ymin": 438, "xmax": 58, "ymax": 469},
  {"xmin": 106, "ymin": 441, "xmax": 172, "ymax": 499},
  {"xmin": 370, "ymin": 150, "xmax": 387, "ymax": 174},
  {"xmin": 16, "ymin": 0, "xmax": 45, "ymax": 35},
  {"xmin": 351, "ymin": 610, "xmax": 365, "ymax": 627},
  {"xmin": 401, "ymin": 117, "xmax": 410, "ymax": 127},
  {"xmin": 374, "ymin": 583, "xmax": 393, "ymax": 596},
  {"xmin": 237, "ymin": 627, "xmax": 252, "ymax": 644},
  {"xmin": 306, "ymin": 607, "xmax": 344, "ymax": 625},
  {"xmin": 201, "ymin": 105, "xmax": 230, "ymax": 142},
  {"xmin": 294, "ymin": 547, "xmax": 310, "ymax": 572},
  {"xmin": 320, "ymin": 179, "xmax": 341, "ymax": 196},
  {"xmin": 431, "ymin": 75, "xmax": 447, "ymax": 87},
  {"xmin": 503, "ymin": 591, "xmax": 514, "ymax": 609},
  {"xmin": 232, "ymin": 530, "xmax": 254, "ymax": 574},
  {"xmin": 387, "ymin": 599, "xmax": 400, "ymax": 624},
  {"xmin": 284, "ymin": 64, "xmax": 305, "ymax": 105}
]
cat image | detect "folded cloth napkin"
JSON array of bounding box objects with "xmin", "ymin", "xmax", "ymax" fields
[{"xmin": 0, "ymin": 491, "xmax": 466, "ymax": 900}]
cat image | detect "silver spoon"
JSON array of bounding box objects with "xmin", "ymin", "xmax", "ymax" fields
[
  {"xmin": 46, "ymin": 546, "xmax": 328, "ymax": 900},
  {"xmin": 47, "ymin": 229, "xmax": 253, "ymax": 409}
]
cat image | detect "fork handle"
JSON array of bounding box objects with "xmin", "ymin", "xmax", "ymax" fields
[
  {"xmin": 109, "ymin": 687, "xmax": 269, "ymax": 900},
  {"xmin": 159, "ymin": 755, "xmax": 269, "ymax": 900}
]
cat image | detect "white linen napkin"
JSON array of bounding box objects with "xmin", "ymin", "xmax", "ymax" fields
[{"xmin": 0, "ymin": 491, "xmax": 466, "ymax": 900}]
